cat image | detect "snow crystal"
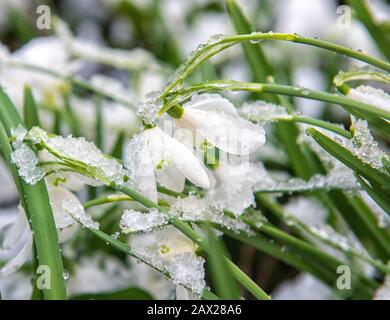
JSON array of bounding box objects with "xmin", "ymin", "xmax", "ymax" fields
[
  {"xmin": 253, "ymin": 163, "xmax": 359, "ymax": 193},
  {"xmin": 348, "ymin": 85, "xmax": 390, "ymax": 113},
  {"xmin": 284, "ymin": 197, "xmax": 328, "ymax": 226},
  {"xmin": 136, "ymin": 91, "xmax": 163, "ymax": 126},
  {"xmin": 120, "ymin": 208, "xmax": 168, "ymax": 233},
  {"xmin": 62, "ymin": 198, "xmax": 99, "ymax": 229},
  {"xmin": 124, "ymin": 131, "xmax": 157, "ymax": 202},
  {"xmin": 240, "ymin": 101, "xmax": 292, "ymax": 123},
  {"xmin": 29, "ymin": 127, "xmax": 124, "ymax": 185},
  {"xmin": 343, "ymin": 119, "xmax": 388, "ymax": 170},
  {"xmin": 169, "ymin": 194, "xmax": 253, "ymax": 234},
  {"xmin": 11, "ymin": 143, "xmax": 44, "ymax": 185},
  {"xmin": 129, "ymin": 225, "xmax": 206, "ymax": 294},
  {"xmin": 206, "ymin": 163, "xmax": 265, "ymax": 216}
]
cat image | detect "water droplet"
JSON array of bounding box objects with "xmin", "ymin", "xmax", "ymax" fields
[{"xmin": 63, "ymin": 270, "xmax": 69, "ymax": 280}]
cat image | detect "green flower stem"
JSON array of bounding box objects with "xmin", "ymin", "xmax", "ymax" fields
[
  {"xmin": 162, "ymin": 32, "xmax": 390, "ymax": 98},
  {"xmin": 166, "ymin": 80, "xmax": 390, "ymax": 120},
  {"xmin": 83, "ymin": 195, "xmax": 133, "ymax": 209},
  {"xmin": 0, "ymin": 90, "xmax": 67, "ymax": 299},
  {"xmin": 283, "ymin": 115, "xmax": 352, "ymax": 138},
  {"xmin": 116, "ymin": 185, "xmax": 270, "ymax": 300},
  {"xmin": 348, "ymin": 0, "xmax": 390, "ymax": 60}
]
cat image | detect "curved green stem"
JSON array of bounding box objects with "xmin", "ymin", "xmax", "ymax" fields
[
  {"xmin": 83, "ymin": 195, "xmax": 133, "ymax": 209},
  {"xmin": 286, "ymin": 115, "xmax": 351, "ymax": 138},
  {"xmin": 165, "ymin": 80, "xmax": 390, "ymax": 120},
  {"xmin": 162, "ymin": 32, "xmax": 390, "ymax": 98}
]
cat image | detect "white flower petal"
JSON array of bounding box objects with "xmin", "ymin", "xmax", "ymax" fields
[
  {"xmin": 0, "ymin": 233, "xmax": 32, "ymax": 277},
  {"xmin": 183, "ymin": 93, "xmax": 237, "ymax": 115},
  {"xmin": 47, "ymin": 186, "xmax": 79, "ymax": 229},
  {"xmin": 156, "ymin": 165, "xmax": 186, "ymax": 193},
  {"xmin": 125, "ymin": 132, "xmax": 158, "ymax": 203},
  {"xmin": 145, "ymin": 127, "xmax": 210, "ymax": 189},
  {"xmin": 0, "ymin": 208, "xmax": 29, "ymax": 251},
  {"xmin": 181, "ymin": 108, "xmax": 266, "ymax": 155}
]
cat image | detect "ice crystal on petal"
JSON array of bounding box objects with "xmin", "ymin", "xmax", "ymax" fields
[
  {"xmin": 120, "ymin": 208, "xmax": 168, "ymax": 233},
  {"xmin": 129, "ymin": 225, "xmax": 206, "ymax": 294},
  {"xmin": 11, "ymin": 143, "xmax": 44, "ymax": 185},
  {"xmin": 62, "ymin": 198, "xmax": 99, "ymax": 229},
  {"xmin": 136, "ymin": 91, "xmax": 163, "ymax": 126},
  {"xmin": 240, "ymin": 101, "xmax": 293, "ymax": 123}
]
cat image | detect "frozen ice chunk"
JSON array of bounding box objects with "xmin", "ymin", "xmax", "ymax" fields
[
  {"xmin": 343, "ymin": 119, "xmax": 389, "ymax": 170},
  {"xmin": 348, "ymin": 85, "xmax": 390, "ymax": 113},
  {"xmin": 123, "ymin": 131, "xmax": 158, "ymax": 202},
  {"xmin": 120, "ymin": 208, "xmax": 168, "ymax": 233},
  {"xmin": 136, "ymin": 91, "xmax": 163, "ymax": 126},
  {"xmin": 169, "ymin": 194, "xmax": 253, "ymax": 234},
  {"xmin": 11, "ymin": 143, "xmax": 44, "ymax": 185},
  {"xmin": 29, "ymin": 127, "xmax": 124, "ymax": 186},
  {"xmin": 62, "ymin": 198, "xmax": 99, "ymax": 230}
]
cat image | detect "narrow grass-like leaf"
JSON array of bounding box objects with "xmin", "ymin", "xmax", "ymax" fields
[
  {"xmin": 348, "ymin": 0, "xmax": 390, "ymax": 60},
  {"xmin": 307, "ymin": 128, "xmax": 390, "ymax": 187},
  {"xmin": 23, "ymin": 85, "xmax": 40, "ymax": 129},
  {"xmin": 357, "ymin": 176, "xmax": 390, "ymax": 216},
  {"xmin": 205, "ymin": 224, "xmax": 240, "ymax": 299},
  {"xmin": 0, "ymin": 88, "xmax": 67, "ymax": 299}
]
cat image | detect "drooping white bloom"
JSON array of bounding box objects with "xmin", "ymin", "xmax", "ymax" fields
[
  {"xmin": 176, "ymin": 94, "xmax": 266, "ymax": 155},
  {"xmin": 348, "ymin": 85, "xmax": 390, "ymax": 114},
  {"xmin": 124, "ymin": 126, "xmax": 210, "ymax": 201},
  {"xmin": 129, "ymin": 225, "xmax": 206, "ymax": 294},
  {"xmin": 206, "ymin": 162, "xmax": 263, "ymax": 216},
  {"xmin": 0, "ymin": 185, "xmax": 81, "ymax": 277}
]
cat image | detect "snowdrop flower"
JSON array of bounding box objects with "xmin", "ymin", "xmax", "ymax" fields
[
  {"xmin": 206, "ymin": 162, "xmax": 267, "ymax": 216},
  {"xmin": 125, "ymin": 126, "xmax": 210, "ymax": 202},
  {"xmin": 0, "ymin": 185, "xmax": 80, "ymax": 277},
  {"xmin": 347, "ymin": 85, "xmax": 390, "ymax": 114},
  {"xmin": 175, "ymin": 94, "xmax": 266, "ymax": 156},
  {"xmin": 129, "ymin": 225, "xmax": 206, "ymax": 294}
]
